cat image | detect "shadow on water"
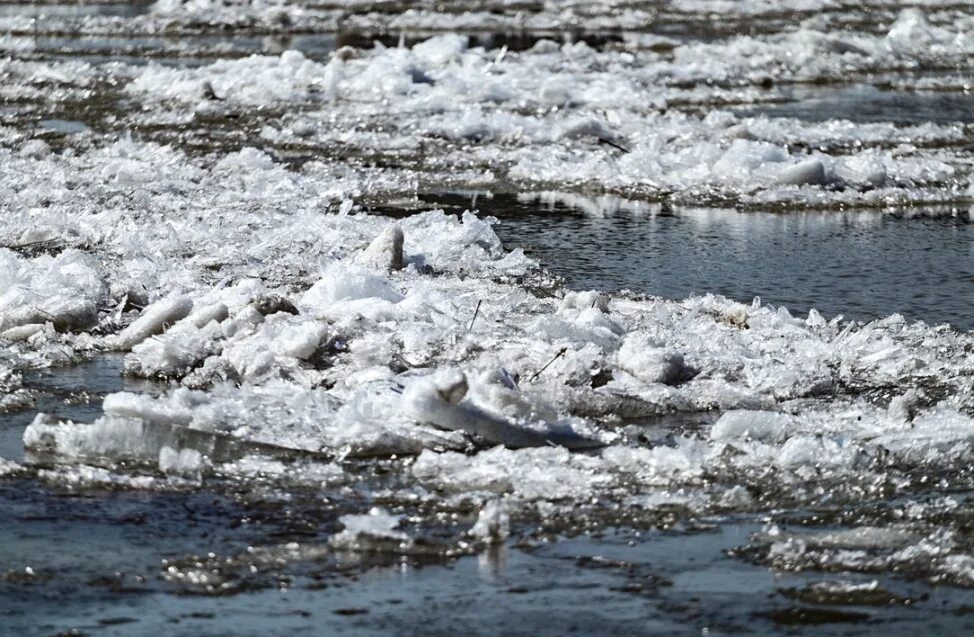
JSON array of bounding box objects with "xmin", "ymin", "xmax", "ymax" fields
[
  {"xmin": 23, "ymin": 30, "xmax": 628, "ymax": 68},
  {"xmin": 336, "ymin": 29, "xmax": 626, "ymax": 52},
  {"xmin": 408, "ymin": 191, "xmax": 974, "ymax": 331}
]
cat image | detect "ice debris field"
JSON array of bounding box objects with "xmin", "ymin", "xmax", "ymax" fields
[{"xmin": 2, "ymin": 0, "xmax": 974, "ymax": 634}]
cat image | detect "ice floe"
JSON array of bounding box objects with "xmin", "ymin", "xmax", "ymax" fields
[
  {"xmin": 3, "ymin": 142, "xmax": 973, "ymax": 525},
  {"xmin": 113, "ymin": 22, "xmax": 972, "ymax": 206}
]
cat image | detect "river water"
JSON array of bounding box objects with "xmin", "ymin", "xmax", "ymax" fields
[{"xmin": 423, "ymin": 192, "xmax": 974, "ymax": 330}]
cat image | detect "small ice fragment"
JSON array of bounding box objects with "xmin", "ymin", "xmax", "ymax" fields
[
  {"xmin": 333, "ymin": 45, "xmax": 357, "ymax": 61},
  {"xmin": 221, "ymin": 305, "xmax": 265, "ymax": 339},
  {"xmin": 355, "ymin": 225, "xmax": 404, "ymax": 272},
  {"xmin": 0, "ymin": 300, "xmax": 99, "ymax": 333},
  {"xmin": 405, "ymin": 370, "xmax": 599, "ymax": 450},
  {"xmin": 887, "ymin": 9, "xmax": 933, "ymax": 53},
  {"xmin": 413, "ymin": 33, "xmax": 467, "ymax": 65},
  {"xmin": 19, "ymin": 139, "xmax": 50, "ymax": 158},
  {"xmin": 404, "ymin": 370, "xmax": 549, "ymax": 448},
  {"xmin": 103, "ymin": 392, "xmax": 194, "ymax": 426},
  {"xmin": 109, "ymin": 284, "xmax": 149, "ymax": 310},
  {"xmin": 183, "ymin": 303, "xmax": 229, "ymax": 328},
  {"xmin": 0, "ymin": 323, "xmax": 46, "ymax": 343},
  {"xmin": 806, "ymin": 308, "xmax": 826, "ymax": 327},
  {"xmin": 777, "ymin": 435, "xmax": 851, "ymax": 468},
  {"xmin": 469, "ymin": 368, "xmax": 556, "ymax": 423},
  {"xmin": 251, "ymin": 295, "xmax": 298, "ymax": 317},
  {"xmin": 470, "ymin": 500, "xmax": 510, "ymax": 543},
  {"xmin": 559, "ymin": 290, "xmax": 609, "ymax": 314},
  {"xmin": 725, "ymin": 124, "xmax": 755, "ymax": 140},
  {"xmin": 888, "ymin": 389, "xmax": 919, "ymax": 422},
  {"xmin": 300, "ymin": 264, "xmax": 403, "ymax": 313},
  {"xmin": 834, "ymin": 155, "xmax": 887, "ymax": 187},
  {"xmin": 718, "ymin": 485, "xmax": 754, "ymax": 509},
  {"xmin": 822, "ymin": 37, "xmax": 869, "ymax": 56},
  {"xmin": 111, "ymin": 296, "xmax": 193, "ymax": 351},
  {"xmin": 774, "ymin": 159, "xmax": 827, "ymax": 186},
  {"xmin": 289, "ymin": 118, "xmax": 316, "ymax": 138},
  {"xmin": 0, "ymin": 458, "xmax": 21, "ymax": 476},
  {"xmin": 271, "ymin": 320, "xmax": 328, "ymax": 360},
  {"xmin": 617, "ymin": 334, "xmax": 696, "ymax": 386},
  {"xmin": 434, "ymin": 367, "xmax": 468, "ymax": 405},
  {"xmin": 158, "ymin": 445, "xmax": 204, "ymax": 476},
  {"xmin": 329, "ymin": 507, "xmax": 410, "ymax": 550},
  {"xmin": 711, "ymin": 410, "xmax": 793, "ymax": 443},
  {"xmin": 559, "ymin": 117, "xmax": 628, "ymax": 151}
]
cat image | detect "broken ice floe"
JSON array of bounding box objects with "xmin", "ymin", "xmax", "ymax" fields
[
  {"xmin": 18, "ymin": 221, "xmax": 974, "ymax": 523},
  {"xmin": 7, "ymin": 207, "xmax": 974, "ymax": 487},
  {"xmin": 10, "ymin": 206, "xmax": 974, "ymax": 486},
  {"xmin": 101, "ymin": 10, "xmax": 973, "ymax": 206}
]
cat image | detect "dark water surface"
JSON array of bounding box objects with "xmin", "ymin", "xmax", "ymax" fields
[
  {"xmin": 6, "ymin": 482, "xmax": 972, "ymax": 637},
  {"xmin": 741, "ymin": 84, "xmax": 974, "ymax": 126},
  {"xmin": 0, "ymin": 355, "xmax": 155, "ymax": 462},
  {"xmin": 421, "ymin": 192, "xmax": 974, "ymax": 331}
]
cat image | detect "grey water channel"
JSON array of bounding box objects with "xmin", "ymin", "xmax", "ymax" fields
[{"xmin": 435, "ymin": 193, "xmax": 974, "ymax": 331}]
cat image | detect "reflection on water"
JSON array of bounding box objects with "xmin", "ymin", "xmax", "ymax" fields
[
  {"xmin": 741, "ymin": 84, "xmax": 974, "ymax": 125},
  {"xmin": 477, "ymin": 543, "xmax": 508, "ymax": 580},
  {"xmin": 39, "ymin": 118, "xmax": 90, "ymax": 134},
  {"xmin": 422, "ymin": 191, "xmax": 974, "ymax": 330}
]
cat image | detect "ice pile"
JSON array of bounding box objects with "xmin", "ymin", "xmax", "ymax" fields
[
  {"xmin": 0, "ymin": 132, "xmax": 971, "ymax": 524},
  {"xmin": 4, "ymin": 4, "xmax": 971, "ymax": 207},
  {"xmin": 118, "ymin": 15, "xmax": 973, "ymax": 207},
  {"xmin": 16, "ymin": 200, "xmax": 974, "ymax": 526},
  {"xmin": 0, "ymin": 249, "xmax": 107, "ymax": 334}
]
